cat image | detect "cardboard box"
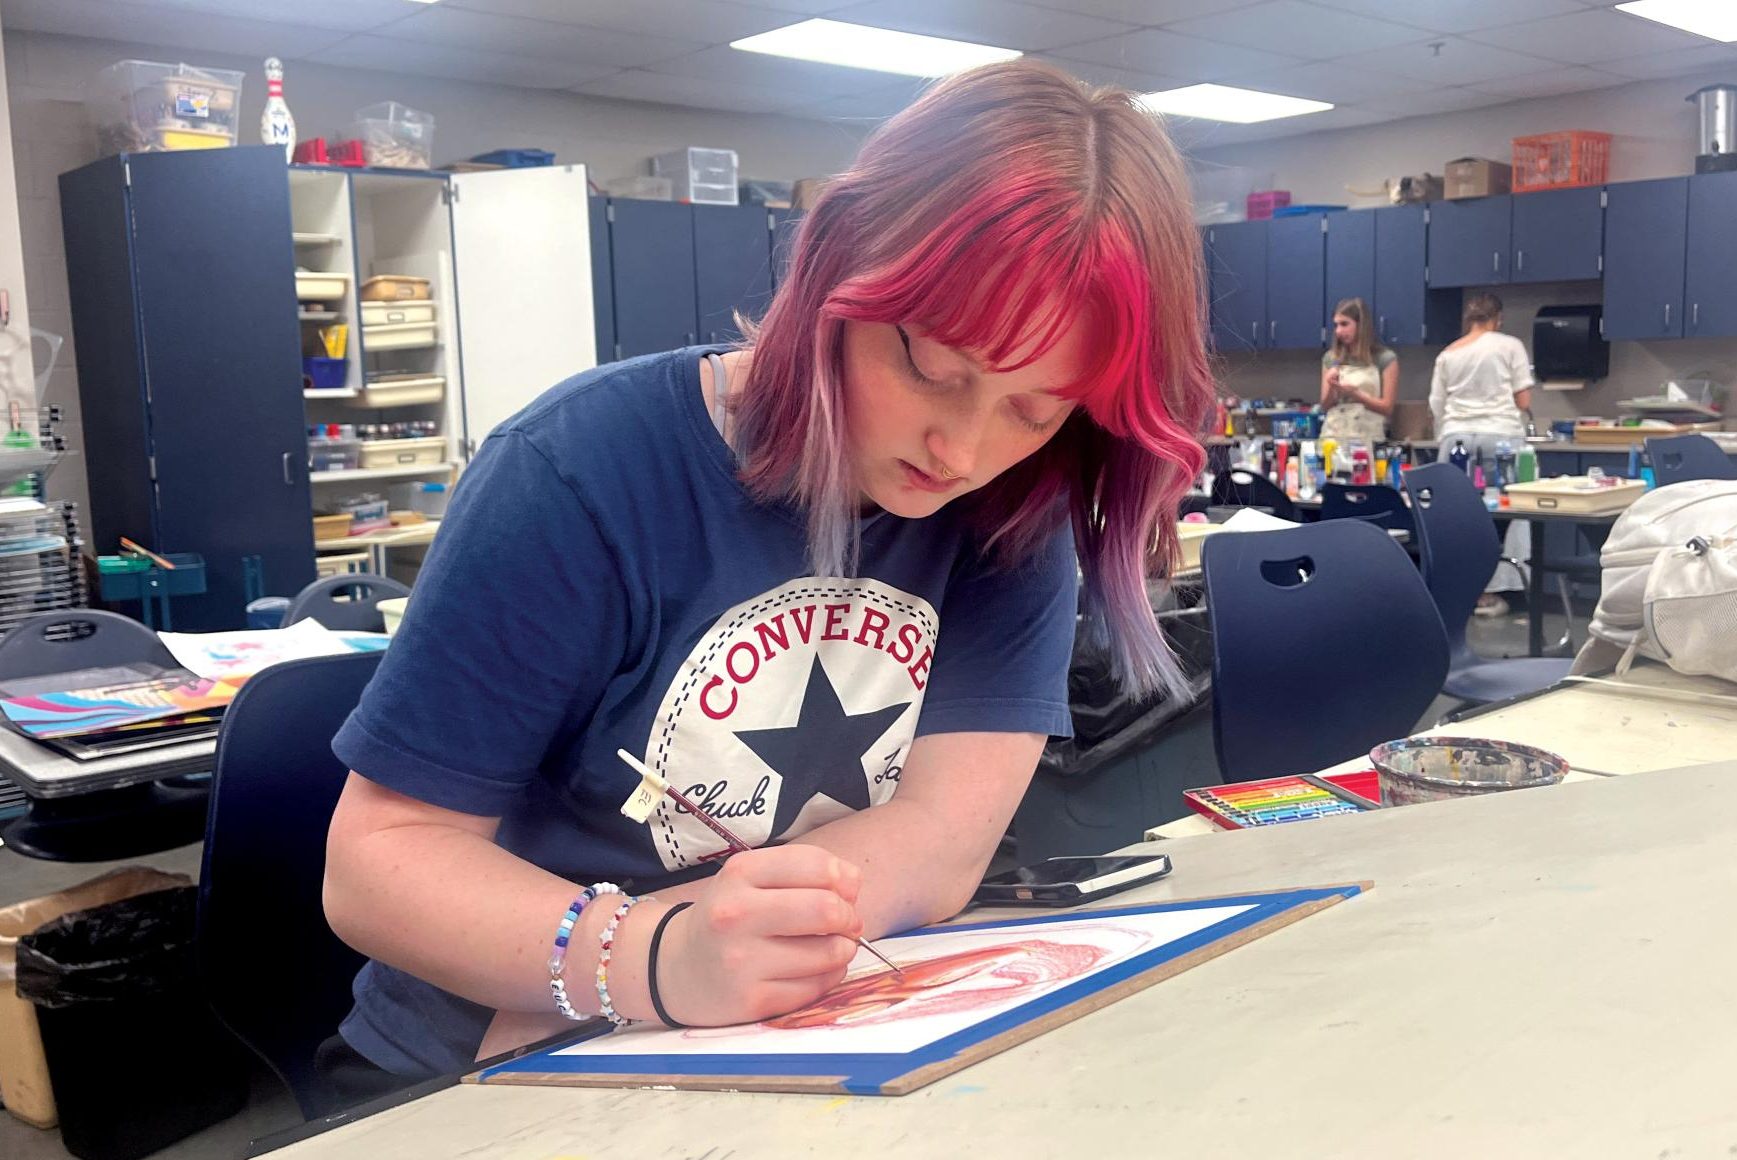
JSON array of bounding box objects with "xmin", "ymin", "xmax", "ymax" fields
[
  {"xmin": 791, "ymin": 177, "xmax": 830, "ymax": 210},
  {"xmin": 1445, "ymin": 157, "xmax": 1512, "ymax": 199}
]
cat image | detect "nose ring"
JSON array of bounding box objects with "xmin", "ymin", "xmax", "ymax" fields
[{"xmin": 937, "ymin": 464, "xmax": 957, "ymax": 480}]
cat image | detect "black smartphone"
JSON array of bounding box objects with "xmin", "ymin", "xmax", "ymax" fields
[{"xmin": 971, "ymin": 853, "xmax": 1173, "ymax": 908}]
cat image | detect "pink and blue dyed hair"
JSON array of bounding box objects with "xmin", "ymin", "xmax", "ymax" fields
[{"xmin": 735, "ymin": 61, "xmax": 1215, "ymax": 698}]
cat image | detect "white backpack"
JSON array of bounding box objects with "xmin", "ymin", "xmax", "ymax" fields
[{"xmin": 1574, "ymin": 479, "xmax": 1737, "ymax": 683}]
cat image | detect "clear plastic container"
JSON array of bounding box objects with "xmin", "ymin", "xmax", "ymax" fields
[
  {"xmin": 349, "ymin": 102, "xmax": 435, "ymax": 170},
  {"xmin": 88, "ymin": 60, "xmax": 244, "ymax": 155},
  {"xmin": 651, "ymin": 147, "xmax": 739, "ymax": 205},
  {"xmin": 308, "ymin": 437, "xmax": 361, "ymax": 472},
  {"xmin": 605, "ymin": 175, "xmax": 674, "ymax": 201}
]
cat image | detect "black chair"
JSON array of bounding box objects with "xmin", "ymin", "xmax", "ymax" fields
[
  {"xmin": 0, "ymin": 610, "xmax": 209, "ymax": 860},
  {"xmin": 1202, "ymin": 520, "xmax": 1448, "ymax": 781},
  {"xmin": 1209, "ymin": 466, "xmax": 1298, "ymax": 522},
  {"xmin": 197, "ymin": 651, "xmax": 381, "ymax": 1119},
  {"xmin": 284, "ymin": 573, "xmax": 411, "ymax": 633},
  {"xmin": 1319, "ymin": 482, "xmax": 1414, "ymax": 538},
  {"xmin": 1404, "ymin": 463, "xmax": 1573, "ymax": 703},
  {"xmin": 1647, "ymin": 433, "xmax": 1737, "ymax": 488}
]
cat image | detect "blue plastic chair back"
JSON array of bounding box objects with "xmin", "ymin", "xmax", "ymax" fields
[
  {"xmin": 1209, "ymin": 466, "xmax": 1298, "ymax": 521},
  {"xmin": 1319, "ymin": 482, "xmax": 1414, "ymax": 536},
  {"xmin": 1647, "ymin": 434, "xmax": 1737, "ymax": 488},
  {"xmin": 284, "ymin": 573, "xmax": 411, "ymax": 633},
  {"xmin": 197, "ymin": 651, "xmax": 381, "ymax": 1118},
  {"xmin": 1403, "ymin": 462, "xmax": 1501, "ymax": 670},
  {"xmin": 1201, "ymin": 520, "xmax": 1448, "ymax": 781},
  {"xmin": 0, "ymin": 609, "xmax": 177, "ymax": 680}
]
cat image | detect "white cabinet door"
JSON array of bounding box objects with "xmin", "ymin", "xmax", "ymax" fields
[{"xmin": 450, "ymin": 164, "xmax": 594, "ymax": 454}]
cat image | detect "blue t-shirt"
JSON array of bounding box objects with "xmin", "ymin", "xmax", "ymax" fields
[{"xmin": 332, "ymin": 348, "xmax": 1078, "ymax": 1076}]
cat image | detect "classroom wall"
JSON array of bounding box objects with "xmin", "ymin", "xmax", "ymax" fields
[
  {"xmin": 0, "ymin": 16, "xmax": 36, "ymax": 417},
  {"xmin": 1190, "ymin": 65, "xmax": 1737, "ymax": 429},
  {"xmin": 2, "ymin": 28, "xmax": 869, "ymax": 522}
]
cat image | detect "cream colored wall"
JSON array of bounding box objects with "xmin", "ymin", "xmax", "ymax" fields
[
  {"xmin": 0, "ymin": 6, "xmax": 36, "ymax": 418},
  {"xmin": 2, "ymin": 29, "xmax": 869, "ymax": 522},
  {"xmin": 1190, "ymin": 65, "xmax": 1737, "ymax": 430}
]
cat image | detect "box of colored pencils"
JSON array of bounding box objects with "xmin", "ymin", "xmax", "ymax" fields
[{"xmin": 1184, "ymin": 770, "xmax": 1382, "ymax": 830}]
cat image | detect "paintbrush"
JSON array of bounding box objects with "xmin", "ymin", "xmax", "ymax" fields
[
  {"xmin": 119, "ymin": 536, "xmax": 175, "ymax": 570},
  {"xmin": 615, "ymin": 748, "xmax": 904, "ymax": 975}
]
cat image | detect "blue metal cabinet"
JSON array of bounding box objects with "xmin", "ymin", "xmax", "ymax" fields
[
  {"xmin": 1265, "ymin": 214, "xmax": 1326, "ymax": 350},
  {"xmin": 1206, "ymin": 220, "xmax": 1267, "ymax": 354},
  {"xmin": 771, "ymin": 208, "xmax": 802, "ymax": 288},
  {"xmin": 1602, "ymin": 178, "xmax": 1687, "ymax": 340},
  {"xmin": 1427, "ymin": 196, "xmax": 1511, "ymax": 287},
  {"xmin": 589, "ymin": 196, "xmax": 615, "ymax": 364},
  {"xmin": 1324, "ymin": 209, "xmax": 1376, "ymax": 321},
  {"xmin": 1510, "ymin": 187, "xmax": 1603, "ymax": 283},
  {"xmin": 694, "ymin": 204, "xmax": 774, "ymax": 345},
  {"xmin": 1684, "ymin": 171, "xmax": 1737, "ymax": 338},
  {"xmin": 60, "ymin": 147, "xmax": 314, "ymax": 631},
  {"xmin": 608, "ymin": 198, "xmax": 699, "ymax": 358},
  {"xmin": 1373, "ymin": 205, "xmax": 1457, "ymax": 347}
]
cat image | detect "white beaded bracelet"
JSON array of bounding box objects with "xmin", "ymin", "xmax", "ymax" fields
[
  {"xmin": 548, "ymin": 882, "xmax": 621, "ymax": 1021},
  {"xmin": 594, "ymin": 893, "xmax": 645, "ymax": 1026}
]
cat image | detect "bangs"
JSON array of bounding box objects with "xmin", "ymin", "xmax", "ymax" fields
[{"xmin": 820, "ymin": 183, "xmax": 1159, "ymax": 441}]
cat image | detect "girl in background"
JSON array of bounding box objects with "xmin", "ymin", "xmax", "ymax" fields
[{"xmin": 1320, "ymin": 297, "xmax": 1398, "ymax": 443}]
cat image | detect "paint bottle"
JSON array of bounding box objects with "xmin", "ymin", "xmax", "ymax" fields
[
  {"xmin": 1516, "ymin": 443, "xmax": 1537, "ymax": 483},
  {"xmin": 1449, "ymin": 440, "xmax": 1469, "ymax": 474}
]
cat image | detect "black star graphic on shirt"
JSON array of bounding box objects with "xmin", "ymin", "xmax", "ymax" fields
[{"xmin": 734, "ymin": 656, "xmax": 911, "ymax": 842}]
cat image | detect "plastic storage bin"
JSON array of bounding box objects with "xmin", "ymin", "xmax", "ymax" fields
[
  {"xmin": 651, "ymin": 147, "xmax": 739, "ymax": 205},
  {"xmin": 352, "ymin": 374, "xmax": 444, "ymax": 408},
  {"xmin": 1512, "ymin": 131, "xmax": 1611, "ymax": 192},
  {"xmin": 337, "ymin": 494, "xmax": 389, "ymax": 533},
  {"xmin": 360, "ymin": 275, "xmax": 431, "ymax": 302},
  {"xmin": 302, "ymin": 356, "xmax": 346, "ymax": 391},
  {"xmin": 1246, "ymin": 190, "xmax": 1291, "ymax": 219},
  {"xmin": 295, "ymin": 270, "xmax": 350, "ymax": 302},
  {"xmin": 360, "ymin": 299, "xmax": 437, "ymax": 326},
  {"xmin": 308, "ymin": 437, "xmax": 361, "ymax": 472},
  {"xmin": 88, "ymin": 60, "xmax": 243, "ymax": 155},
  {"xmin": 349, "ymin": 101, "xmax": 434, "ymax": 169},
  {"xmin": 470, "ymin": 148, "xmax": 554, "ymax": 167},
  {"xmin": 362, "ymin": 321, "xmax": 438, "ymax": 351},
  {"xmin": 606, "ymin": 175, "xmax": 674, "ymax": 201},
  {"xmin": 359, "ymin": 435, "xmax": 445, "ymax": 469},
  {"xmin": 391, "ymin": 479, "xmax": 450, "ymax": 517}
]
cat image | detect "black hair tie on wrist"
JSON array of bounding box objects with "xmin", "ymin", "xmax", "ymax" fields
[{"xmin": 648, "ymin": 901, "xmax": 693, "ymax": 1029}]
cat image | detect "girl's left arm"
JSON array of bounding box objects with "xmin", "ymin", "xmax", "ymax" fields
[{"xmin": 785, "ymin": 730, "xmax": 1043, "ymax": 936}]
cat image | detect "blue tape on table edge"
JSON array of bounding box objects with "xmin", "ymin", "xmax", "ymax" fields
[{"xmin": 476, "ymin": 884, "xmax": 1363, "ymax": 1095}]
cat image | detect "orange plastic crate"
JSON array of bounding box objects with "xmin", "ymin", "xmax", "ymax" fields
[{"xmin": 1512, "ymin": 130, "xmax": 1611, "ymax": 192}]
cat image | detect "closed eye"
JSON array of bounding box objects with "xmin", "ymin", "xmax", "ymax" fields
[{"xmin": 895, "ymin": 325, "xmax": 948, "ymax": 390}]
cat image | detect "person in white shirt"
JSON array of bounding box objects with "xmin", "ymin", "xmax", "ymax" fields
[{"xmin": 1429, "ymin": 293, "xmax": 1533, "ymax": 617}]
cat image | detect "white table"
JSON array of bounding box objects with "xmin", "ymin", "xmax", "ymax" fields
[{"xmin": 258, "ymin": 759, "xmax": 1737, "ymax": 1160}]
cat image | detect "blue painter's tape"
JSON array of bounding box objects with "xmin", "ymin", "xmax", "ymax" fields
[{"xmin": 477, "ymin": 885, "xmax": 1363, "ymax": 1093}]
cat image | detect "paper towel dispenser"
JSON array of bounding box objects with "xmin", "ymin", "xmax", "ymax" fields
[{"xmin": 1533, "ymin": 305, "xmax": 1608, "ymax": 383}]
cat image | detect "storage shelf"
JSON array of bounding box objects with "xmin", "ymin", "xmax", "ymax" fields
[
  {"xmin": 299, "ymin": 309, "xmax": 341, "ymax": 322},
  {"xmin": 293, "ymin": 232, "xmax": 342, "ymax": 246},
  {"xmin": 305, "ymin": 388, "xmax": 358, "ymax": 400},
  {"xmin": 308, "ymin": 462, "xmax": 453, "ymax": 484}
]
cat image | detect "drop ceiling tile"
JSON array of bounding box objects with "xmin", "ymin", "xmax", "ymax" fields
[
  {"xmin": 1, "ymin": 0, "xmax": 351, "ymax": 58},
  {"xmin": 1025, "ymin": 0, "xmax": 1264, "ymax": 22},
  {"xmin": 1599, "ymin": 43, "xmax": 1737, "ymax": 80},
  {"xmin": 1057, "ymin": 28, "xmax": 1305, "ymax": 82},
  {"xmin": 1358, "ymin": 36, "xmax": 1559, "ymax": 85},
  {"xmin": 1253, "ymin": 61, "xmax": 1432, "ymax": 104},
  {"xmin": 1461, "ymin": 8, "xmax": 1709, "ymax": 65},
  {"xmin": 1468, "ymin": 65, "xmax": 1629, "ymax": 100},
  {"xmin": 1029, "ymin": 54, "xmax": 1179, "ymax": 93},
  {"xmin": 803, "ymin": 78, "xmax": 932, "ymax": 120},
  {"xmin": 311, "ymin": 36, "xmax": 620, "ymax": 89},
  {"xmin": 641, "ymin": 43, "xmax": 902, "ymax": 97},
  {"xmin": 1365, "ymin": 85, "xmax": 1515, "ymax": 117},
  {"xmin": 826, "ymin": 0, "xmax": 1132, "ymax": 52},
  {"xmin": 388, "ymin": 8, "xmax": 705, "ymax": 67},
  {"xmin": 103, "ymin": 0, "xmax": 416, "ymax": 33},
  {"xmin": 570, "ymin": 68, "xmax": 793, "ymax": 114},
  {"xmin": 744, "ymin": 0, "xmax": 864, "ymax": 11},
  {"xmin": 1305, "ymin": 0, "xmax": 1587, "ymax": 34},
  {"xmin": 442, "ymin": 0, "xmax": 798, "ymax": 42},
  {"xmin": 1165, "ymin": 0, "xmax": 1430, "ymax": 61}
]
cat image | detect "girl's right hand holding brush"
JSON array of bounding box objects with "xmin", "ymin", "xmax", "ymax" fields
[{"xmin": 648, "ymin": 845, "xmax": 865, "ymax": 1027}]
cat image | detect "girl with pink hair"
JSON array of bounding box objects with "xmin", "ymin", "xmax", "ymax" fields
[{"xmin": 317, "ymin": 59, "xmax": 1214, "ymax": 1094}]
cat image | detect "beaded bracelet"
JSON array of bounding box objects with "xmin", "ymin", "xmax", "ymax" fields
[
  {"xmin": 548, "ymin": 882, "xmax": 620, "ymax": 1022},
  {"xmin": 595, "ymin": 893, "xmax": 644, "ymax": 1026}
]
